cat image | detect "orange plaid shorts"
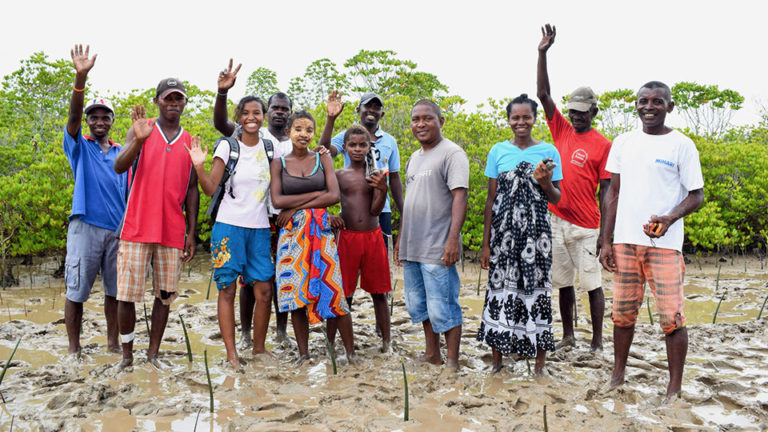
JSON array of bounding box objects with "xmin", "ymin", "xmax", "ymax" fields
[
  {"xmin": 611, "ymin": 244, "xmax": 686, "ymax": 334},
  {"xmin": 116, "ymin": 240, "xmax": 183, "ymax": 305}
]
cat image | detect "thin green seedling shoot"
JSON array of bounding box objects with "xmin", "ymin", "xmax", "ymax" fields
[
  {"xmin": 206, "ymin": 263, "xmax": 214, "ymax": 300},
  {"xmin": 179, "ymin": 314, "xmax": 193, "ymax": 363},
  {"xmin": 323, "ymin": 331, "xmax": 337, "ymax": 375},
  {"xmin": 647, "ymin": 297, "xmax": 654, "ymax": 326},
  {"xmin": 0, "ymin": 337, "xmax": 22, "ymax": 403},
  {"xmin": 757, "ymin": 293, "xmax": 768, "ymax": 320},
  {"xmin": 143, "ymin": 303, "xmax": 151, "ymax": 335},
  {"xmin": 401, "ymin": 360, "xmax": 409, "ymax": 421},
  {"xmin": 204, "ymin": 350, "xmax": 214, "ymax": 413},
  {"xmin": 712, "ymin": 265, "xmax": 724, "ymax": 324}
]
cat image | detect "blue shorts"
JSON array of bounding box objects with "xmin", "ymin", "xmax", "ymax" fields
[
  {"xmin": 211, "ymin": 222, "xmax": 274, "ymax": 290},
  {"xmin": 402, "ymin": 261, "xmax": 462, "ymax": 333},
  {"xmin": 65, "ymin": 217, "xmax": 119, "ymax": 303}
]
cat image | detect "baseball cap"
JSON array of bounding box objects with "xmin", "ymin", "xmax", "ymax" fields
[
  {"xmin": 566, "ymin": 86, "xmax": 597, "ymax": 112},
  {"xmin": 84, "ymin": 98, "xmax": 115, "ymax": 115},
  {"xmin": 156, "ymin": 78, "xmax": 187, "ymax": 99},
  {"xmin": 358, "ymin": 92, "xmax": 383, "ymax": 108}
]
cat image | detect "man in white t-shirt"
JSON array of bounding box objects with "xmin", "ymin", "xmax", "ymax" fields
[{"xmin": 599, "ymin": 81, "xmax": 704, "ymax": 403}]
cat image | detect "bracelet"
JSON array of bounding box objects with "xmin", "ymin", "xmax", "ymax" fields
[
  {"xmin": 217, "ymin": 92, "xmax": 228, "ymax": 98},
  {"xmin": 73, "ymin": 85, "xmax": 85, "ymax": 92}
]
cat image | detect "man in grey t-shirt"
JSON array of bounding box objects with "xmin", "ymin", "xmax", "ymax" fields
[{"xmin": 394, "ymin": 100, "xmax": 469, "ymax": 371}]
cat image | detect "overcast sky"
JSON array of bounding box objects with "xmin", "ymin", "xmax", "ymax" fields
[{"xmin": 2, "ymin": 0, "xmax": 764, "ymax": 127}]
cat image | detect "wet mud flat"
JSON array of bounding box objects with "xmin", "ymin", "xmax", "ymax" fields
[{"xmin": 0, "ymin": 255, "xmax": 766, "ymax": 431}]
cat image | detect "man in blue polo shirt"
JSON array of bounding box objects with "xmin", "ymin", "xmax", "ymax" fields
[
  {"xmin": 319, "ymin": 91, "xmax": 404, "ymax": 247},
  {"xmin": 63, "ymin": 44, "xmax": 128, "ymax": 356}
]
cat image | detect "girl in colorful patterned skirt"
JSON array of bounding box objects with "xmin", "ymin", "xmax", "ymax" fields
[{"xmin": 269, "ymin": 110, "xmax": 358, "ymax": 365}]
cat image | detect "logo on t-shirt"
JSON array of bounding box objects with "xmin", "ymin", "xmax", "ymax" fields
[
  {"xmin": 571, "ymin": 149, "xmax": 588, "ymax": 167},
  {"xmin": 655, "ymin": 158, "xmax": 675, "ymax": 167}
]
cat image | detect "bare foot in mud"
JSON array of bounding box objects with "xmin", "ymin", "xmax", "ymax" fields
[
  {"xmin": 116, "ymin": 358, "xmax": 133, "ymax": 371},
  {"xmin": 445, "ymin": 358, "xmax": 460, "ymax": 372},
  {"xmin": 380, "ymin": 340, "xmax": 391, "ymax": 353},
  {"xmin": 252, "ymin": 349, "xmax": 275, "ymax": 360},
  {"xmin": 275, "ymin": 329, "xmax": 289, "ymax": 344},
  {"xmin": 293, "ymin": 354, "xmax": 310, "ymax": 366},
  {"xmin": 416, "ymin": 353, "xmax": 443, "ymax": 366},
  {"xmin": 107, "ymin": 345, "xmax": 122, "ymax": 354},
  {"xmin": 346, "ymin": 353, "xmax": 362, "ymax": 366},
  {"xmin": 606, "ymin": 374, "xmax": 625, "ymax": 393},
  {"xmin": 226, "ymin": 356, "xmax": 242, "ymax": 369},
  {"xmin": 491, "ymin": 363, "xmax": 504, "ymax": 375},
  {"xmin": 589, "ymin": 342, "xmax": 603, "ymax": 353},
  {"xmin": 662, "ymin": 391, "xmax": 681, "ymax": 405},
  {"xmin": 556, "ymin": 336, "xmax": 576, "ymax": 349},
  {"xmin": 239, "ymin": 333, "xmax": 253, "ymax": 350}
]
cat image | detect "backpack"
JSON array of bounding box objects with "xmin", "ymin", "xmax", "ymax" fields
[{"xmin": 206, "ymin": 134, "xmax": 274, "ymax": 221}]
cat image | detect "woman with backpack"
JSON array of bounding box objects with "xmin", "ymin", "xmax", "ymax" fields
[{"xmin": 185, "ymin": 74, "xmax": 276, "ymax": 368}]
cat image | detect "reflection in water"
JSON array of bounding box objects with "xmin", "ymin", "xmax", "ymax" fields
[{"xmin": 0, "ymin": 256, "xmax": 764, "ymax": 430}]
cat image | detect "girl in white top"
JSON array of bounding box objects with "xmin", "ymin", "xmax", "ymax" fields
[{"xmin": 187, "ymin": 95, "xmax": 276, "ymax": 368}]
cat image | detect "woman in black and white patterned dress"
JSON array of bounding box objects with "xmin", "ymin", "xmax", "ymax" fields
[{"xmin": 477, "ymin": 94, "xmax": 563, "ymax": 374}]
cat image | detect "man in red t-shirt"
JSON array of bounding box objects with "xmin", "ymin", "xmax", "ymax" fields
[
  {"xmin": 113, "ymin": 78, "xmax": 199, "ymax": 369},
  {"xmin": 537, "ymin": 24, "xmax": 611, "ymax": 352}
]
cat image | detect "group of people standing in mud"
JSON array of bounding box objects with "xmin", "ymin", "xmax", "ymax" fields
[{"xmin": 62, "ymin": 24, "xmax": 703, "ymax": 403}]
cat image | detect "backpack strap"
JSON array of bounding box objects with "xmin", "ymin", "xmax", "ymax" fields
[
  {"xmin": 205, "ymin": 136, "xmax": 240, "ymax": 220},
  {"xmin": 262, "ymin": 138, "xmax": 274, "ymax": 163},
  {"xmin": 218, "ymin": 137, "xmax": 240, "ymax": 198}
]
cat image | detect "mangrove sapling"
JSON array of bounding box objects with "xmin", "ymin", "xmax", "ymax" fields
[
  {"xmin": 543, "ymin": 405, "xmax": 549, "ymax": 432},
  {"xmin": 476, "ymin": 269, "xmax": 482, "ymax": 296},
  {"xmin": 713, "ymin": 292, "xmax": 727, "ymax": 324},
  {"xmin": 143, "ymin": 303, "xmax": 151, "ymax": 335},
  {"xmin": 574, "ymin": 302, "xmax": 578, "ymax": 328},
  {"xmin": 647, "ymin": 297, "xmax": 654, "ymax": 326},
  {"xmin": 206, "ymin": 263, "xmax": 214, "ymax": 300},
  {"xmin": 712, "ymin": 265, "xmax": 724, "ymax": 324},
  {"xmin": 193, "ymin": 407, "xmax": 202, "ymax": 432},
  {"xmin": 323, "ymin": 331, "xmax": 337, "ymax": 375},
  {"xmin": 204, "ymin": 350, "xmax": 214, "ymax": 413},
  {"xmin": 0, "ymin": 337, "xmax": 22, "ymax": 402},
  {"xmin": 390, "ymin": 280, "xmax": 398, "ymax": 315},
  {"xmin": 757, "ymin": 293, "xmax": 768, "ymax": 320},
  {"xmin": 401, "ymin": 360, "xmax": 409, "ymax": 421},
  {"xmin": 180, "ymin": 314, "xmax": 193, "ymax": 363}
]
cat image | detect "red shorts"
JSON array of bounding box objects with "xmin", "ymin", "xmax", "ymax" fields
[{"xmin": 337, "ymin": 227, "xmax": 392, "ymax": 298}]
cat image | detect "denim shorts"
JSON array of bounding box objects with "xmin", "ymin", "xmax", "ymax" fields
[
  {"xmin": 402, "ymin": 261, "xmax": 462, "ymax": 333},
  {"xmin": 65, "ymin": 217, "xmax": 119, "ymax": 303},
  {"xmin": 211, "ymin": 222, "xmax": 274, "ymax": 290}
]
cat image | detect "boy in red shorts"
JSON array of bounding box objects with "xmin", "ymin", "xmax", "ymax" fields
[{"xmin": 329, "ymin": 125, "xmax": 392, "ymax": 352}]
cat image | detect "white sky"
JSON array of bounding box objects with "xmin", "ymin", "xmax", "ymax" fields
[{"xmin": 2, "ymin": 0, "xmax": 765, "ymax": 127}]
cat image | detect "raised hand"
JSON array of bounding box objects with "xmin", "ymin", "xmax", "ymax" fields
[
  {"xmin": 130, "ymin": 105, "xmax": 154, "ymax": 142},
  {"xmin": 217, "ymin": 58, "xmax": 242, "ymax": 92},
  {"xmin": 538, "ymin": 24, "xmax": 556, "ymax": 52},
  {"xmin": 184, "ymin": 135, "xmax": 208, "ymax": 167},
  {"xmin": 70, "ymin": 44, "xmax": 97, "ymax": 76},
  {"xmin": 327, "ymin": 90, "xmax": 345, "ymax": 118}
]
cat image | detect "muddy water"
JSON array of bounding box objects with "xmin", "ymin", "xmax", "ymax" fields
[{"xmin": 0, "ymin": 255, "xmax": 766, "ymax": 431}]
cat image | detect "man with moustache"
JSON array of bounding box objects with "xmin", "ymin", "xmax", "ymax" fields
[{"xmin": 394, "ymin": 100, "xmax": 469, "ymax": 371}]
